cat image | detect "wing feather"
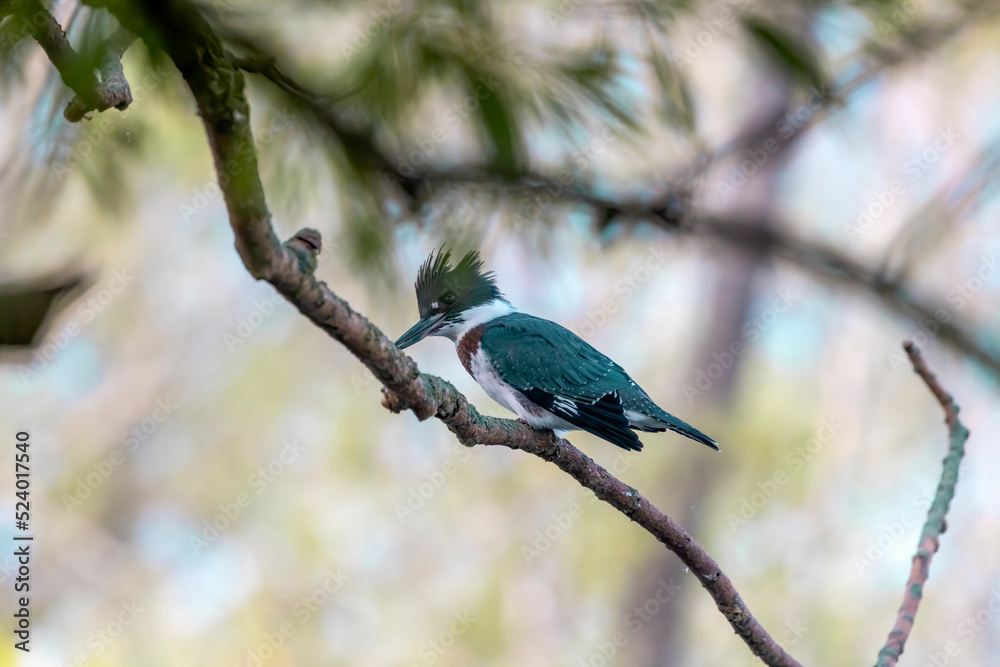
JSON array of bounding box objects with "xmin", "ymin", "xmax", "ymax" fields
[{"xmin": 482, "ymin": 314, "xmax": 642, "ymax": 450}]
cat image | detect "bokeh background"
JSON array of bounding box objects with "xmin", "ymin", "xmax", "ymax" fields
[{"xmin": 1, "ymin": 0, "xmax": 1000, "ymax": 665}]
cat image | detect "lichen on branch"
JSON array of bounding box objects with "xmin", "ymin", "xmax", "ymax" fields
[{"xmin": 874, "ymin": 342, "xmax": 970, "ymax": 667}]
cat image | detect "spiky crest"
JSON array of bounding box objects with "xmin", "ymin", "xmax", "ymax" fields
[{"xmin": 415, "ymin": 248, "xmax": 504, "ymax": 319}]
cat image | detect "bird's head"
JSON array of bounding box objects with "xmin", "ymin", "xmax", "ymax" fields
[{"xmin": 395, "ymin": 248, "xmax": 505, "ymax": 349}]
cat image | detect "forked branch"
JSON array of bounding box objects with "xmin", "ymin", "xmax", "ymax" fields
[{"xmin": 11, "ymin": 0, "xmax": 133, "ymax": 120}]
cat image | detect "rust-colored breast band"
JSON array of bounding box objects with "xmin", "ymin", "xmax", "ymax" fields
[{"xmin": 457, "ymin": 324, "xmax": 487, "ymax": 376}]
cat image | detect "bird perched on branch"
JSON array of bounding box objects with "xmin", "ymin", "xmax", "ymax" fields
[{"xmin": 396, "ymin": 249, "xmax": 719, "ymax": 452}]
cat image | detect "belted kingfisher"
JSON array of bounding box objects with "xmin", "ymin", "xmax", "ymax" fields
[{"xmin": 395, "ymin": 249, "xmax": 719, "ymax": 452}]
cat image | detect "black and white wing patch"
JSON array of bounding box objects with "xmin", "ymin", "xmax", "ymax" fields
[
  {"xmin": 481, "ymin": 313, "xmax": 655, "ymax": 451},
  {"xmin": 481, "ymin": 313, "xmax": 719, "ymax": 452},
  {"xmin": 522, "ymin": 389, "xmax": 642, "ymax": 452}
]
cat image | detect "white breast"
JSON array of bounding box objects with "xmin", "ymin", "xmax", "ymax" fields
[
  {"xmin": 466, "ymin": 347, "xmax": 577, "ymax": 432},
  {"xmin": 468, "ymin": 348, "xmax": 528, "ymax": 417}
]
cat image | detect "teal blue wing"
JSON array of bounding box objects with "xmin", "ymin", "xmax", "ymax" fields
[
  {"xmin": 480, "ymin": 313, "xmax": 642, "ymax": 451},
  {"xmin": 481, "ymin": 313, "xmax": 719, "ymax": 451}
]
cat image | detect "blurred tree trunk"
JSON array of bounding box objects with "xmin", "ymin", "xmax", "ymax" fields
[{"xmin": 627, "ymin": 17, "xmax": 814, "ymax": 657}]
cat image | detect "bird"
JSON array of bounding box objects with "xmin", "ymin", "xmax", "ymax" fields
[{"xmin": 395, "ymin": 249, "xmax": 719, "ymax": 452}]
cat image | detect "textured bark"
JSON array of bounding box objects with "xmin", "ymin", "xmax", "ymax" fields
[
  {"xmin": 64, "ymin": 26, "xmax": 136, "ymax": 122},
  {"xmin": 13, "ymin": 0, "xmax": 133, "ymax": 120}
]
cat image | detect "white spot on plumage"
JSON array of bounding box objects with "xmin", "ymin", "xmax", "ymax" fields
[
  {"xmin": 626, "ymin": 409, "xmax": 663, "ymax": 427},
  {"xmin": 552, "ymin": 396, "xmax": 579, "ymax": 415}
]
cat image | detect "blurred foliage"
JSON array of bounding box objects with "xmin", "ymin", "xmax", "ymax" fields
[
  {"xmin": 2, "ymin": 0, "xmax": 1000, "ymax": 665},
  {"xmin": 742, "ymin": 15, "xmax": 826, "ymax": 90},
  {"xmin": 4, "ymin": 0, "xmax": 981, "ymax": 276},
  {"xmin": 0, "ymin": 0, "xmax": 837, "ymax": 270}
]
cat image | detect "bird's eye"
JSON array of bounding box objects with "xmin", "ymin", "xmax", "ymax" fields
[{"xmin": 441, "ymin": 292, "xmax": 457, "ymax": 305}]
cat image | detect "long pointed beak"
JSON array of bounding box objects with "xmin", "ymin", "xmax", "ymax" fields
[{"xmin": 395, "ymin": 314, "xmax": 446, "ymax": 350}]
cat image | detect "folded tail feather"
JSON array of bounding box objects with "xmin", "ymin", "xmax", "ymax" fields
[{"xmin": 632, "ymin": 413, "xmax": 719, "ymax": 451}]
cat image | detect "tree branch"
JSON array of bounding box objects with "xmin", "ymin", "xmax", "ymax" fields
[
  {"xmin": 99, "ymin": 2, "xmax": 803, "ymax": 664},
  {"xmin": 224, "ymin": 51, "xmax": 1000, "ymax": 383},
  {"xmin": 64, "ymin": 25, "xmax": 137, "ymax": 122},
  {"xmin": 874, "ymin": 342, "xmax": 970, "ymax": 667},
  {"xmin": 690, "ymin": 217, "xmax": 1000, "ymax": 379},
  {"xmin": 11, "ymin": 0, "xmax": 133, "ymax": 121}
]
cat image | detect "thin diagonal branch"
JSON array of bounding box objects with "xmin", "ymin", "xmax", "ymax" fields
[
  {"xmin": 100, "ymin": 2, "xmax": 803, "ymax": 664},
  {"xmin": 11, "ymin": 0, "xmax": 133, "ymax": 121},
  {"xmin": 874, "ymin": 342, "xmax": 970, "ymax": 667}
]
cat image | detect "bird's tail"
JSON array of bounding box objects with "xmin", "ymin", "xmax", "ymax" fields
[
  {"xmin": 632, "ymin": 412, "xmax": 720, "ymax": 451},
  {"xmin": 661, "ymin": 416, "xmax": 720, "ymax": 451},
  {"xmin": 622, "ymin": 388, "xmax": 721, "ymax": 451}
]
